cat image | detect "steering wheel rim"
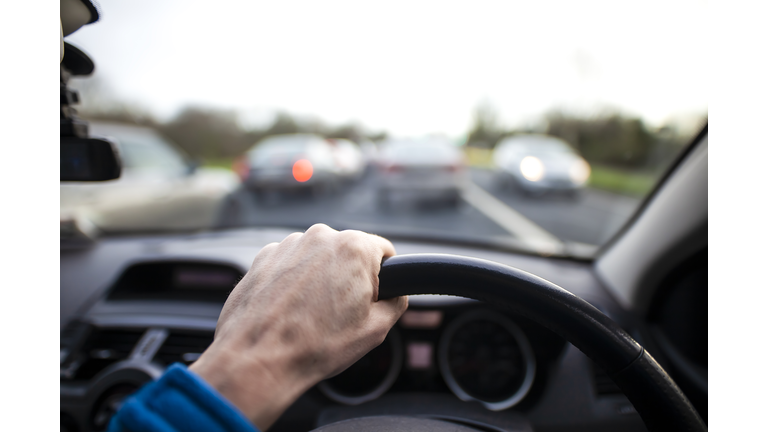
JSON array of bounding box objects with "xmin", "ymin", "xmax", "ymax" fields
[{"xmin": 376, "ymin": 254, "xmax": 706, "ymax": 432}]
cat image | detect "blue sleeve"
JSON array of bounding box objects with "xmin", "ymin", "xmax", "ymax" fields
[{"xmin": 108, "ymin": 363, "xmax": 260, "ymax": 432}]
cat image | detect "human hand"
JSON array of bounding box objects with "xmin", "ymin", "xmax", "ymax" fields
[{"xmin": 189, "ymin": 224, "xmax": 408, "ymax": 430}]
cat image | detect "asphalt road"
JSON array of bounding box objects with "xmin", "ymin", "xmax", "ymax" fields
[{"xmin": 220, "ymin": 168, "xmax": 640, "ymax": 249}]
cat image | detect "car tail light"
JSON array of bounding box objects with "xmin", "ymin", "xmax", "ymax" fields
[
  {"xmin": 232, "ymin": 156, "xmax": 250, "ymax": 182},
  {"xmin": 293, "ymin": 159, "xmax": 313, "ymax": 182},
  {"xmin": 386, "ymin": 164, "xmax": 404, "ymax": 173},
  {"xmin": 446, "ymin": 163, "xmax": 463, "ymax": 173}
]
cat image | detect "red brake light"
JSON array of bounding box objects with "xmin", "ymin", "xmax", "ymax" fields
[
  {"xmin": 233, "ymin": 156, "xmax": 250, "ymax": 182},
  {"xmin": 446, "ymin": 163, "xmax": 462, "ymax": 173},
  {"xmin": 293, "ymin": 159, "xmax": 313, "ymax": 182}
]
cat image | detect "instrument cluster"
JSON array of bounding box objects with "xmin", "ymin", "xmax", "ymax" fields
[{"xmin": 318, "ymin": 306, "xmax": 565, "ymax": 410}]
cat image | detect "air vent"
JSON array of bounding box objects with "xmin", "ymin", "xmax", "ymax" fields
[
  {"xmin": 62, "ymin": 329, "xmax": 145, "ymax": 381},
  {"xmin": 60, "ymin": 320, "xmax": 91, "ymax": 364},
  {"xmin": 593, "ymin": 364, "xmax": 622, "ymax": 395},
  {"xmin": 107, "ymin": 261, "xmax": 243, "ymax": 303},
  {"xmin": 153, "ymin": 331, "xmax": 214, "ymax": 366}
]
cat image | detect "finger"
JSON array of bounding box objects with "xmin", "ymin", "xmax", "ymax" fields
[
  {"xmin": 356, "ymin": 233, "xmax": 394, "ymax": 302},
  {"xmin": 370, "ymin": 295, "xmax": 409, "ymax": 327},
  {"xmin": 367, "ymin": 233, "xmax": 396, "ymax": 258}
]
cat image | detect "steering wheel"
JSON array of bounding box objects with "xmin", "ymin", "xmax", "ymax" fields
[{"xmin": 317, "ymin": 254, "xmax": 707, "ymax": 432}]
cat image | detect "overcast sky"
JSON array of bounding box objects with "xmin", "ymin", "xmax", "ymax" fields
[{"xmin": 66, "ymin": 0, "xmax": 708, "ymax": 137}]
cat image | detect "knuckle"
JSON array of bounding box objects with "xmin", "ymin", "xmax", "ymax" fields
[
  {"xmin": 283, "ymin": 232, "xmax": 303, "ymax": 243},
  {"xmin": 336, "ymin": 231, "xmax": 368, "ymax": 257},
  {"xmin": 252, "ymin": 242, "xmax": 278, "ymax": 265},
  {"xmin": 305, "ymin": 223, "xmax": 333, "ymax": 236}
]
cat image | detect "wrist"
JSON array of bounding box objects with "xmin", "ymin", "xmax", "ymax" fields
[{"xmin": 189, "ymin": 339, "xmax": 320, "ymax": 431}]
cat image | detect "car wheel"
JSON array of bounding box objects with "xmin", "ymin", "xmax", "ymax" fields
[
  {"xmin": 495, "ymin": 173, "xmax": 510, "ymax": 191},
  {"xmin": 249, "ymin": 188, "xmax": 263, "ymax": 203},
  {"xmin": 565, "ymin": 189, "xmax": 583, "ymax": 201},
  {"xmin": 447, "ymin": 191, "xmax": 462, "ymax": 208},
  {"xmin": 377, "ymin": 189, "xmax": 391, "ymax": 209},
  {"xmin": 312, "ymin": 183, "xmax": 330, "ymax": 199}
]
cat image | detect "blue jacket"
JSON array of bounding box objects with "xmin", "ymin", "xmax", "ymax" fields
[{"xmin": 108, "ymin": 363, "xmax": 260, "ymax": 432}]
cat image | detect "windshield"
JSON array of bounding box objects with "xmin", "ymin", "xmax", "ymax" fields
[{"xmin": 62, "ymin": 0, "xmax": 707, "ymax": 258}]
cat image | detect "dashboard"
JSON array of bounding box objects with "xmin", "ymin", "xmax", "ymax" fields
[{"xmin": 60, "ymin": 228, "xmax": 649, "ymax": 432}]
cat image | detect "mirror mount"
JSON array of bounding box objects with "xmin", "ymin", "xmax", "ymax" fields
[{"xmin": 60, "ymin": 50, "xmax": 122, "ymax": 181}]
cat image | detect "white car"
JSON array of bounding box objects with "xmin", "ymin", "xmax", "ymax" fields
[
  {"xmin": 241, "ymin": 134, "xmax": 341, "ymax": 197},
  {"xmin": 493, "ymin": 134, "xmax": 591, "ymax": 196},
  {"xmin": 60, "ymin": 122, "xmax": 239, "ymax": 237}
]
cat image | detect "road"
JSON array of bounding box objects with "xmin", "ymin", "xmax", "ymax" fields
[{"xmin": 219, "ymin": 168, "xmax": 640, "ymax": 250}]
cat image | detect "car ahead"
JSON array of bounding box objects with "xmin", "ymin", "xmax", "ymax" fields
[
  {"xmin": 239, "ymin": 133, "xmax": 340, "ymax": 199},
  {"xmin": 327, "ymin": 138, "xmax": 365, "ymax": 182},
  {"xmin": 60, "ymin": 121, "xmax": 239, "ymax": 238},
  {"xmin": 376, "ymin": 138, "xmax": 466, "ymax": 208},
  {"xmin": 493, "ymin": 134, "xmax": 591, "ymax": 197}
]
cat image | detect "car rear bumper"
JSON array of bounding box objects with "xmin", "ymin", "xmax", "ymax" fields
[
  {"xmin": 501, "ymin": 170, "xmax": 584, "ymax": 192},
  {"xmin": 245, "ymin": 169, "xmax": 333, "ymax": 190}
]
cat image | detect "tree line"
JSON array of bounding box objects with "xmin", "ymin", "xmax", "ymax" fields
[
  {"xmin": 81, "ymin": 105, "xmax": 386, "ymax": 162},
  {"xmin": 466, "ymin": 103, "xmax": 706, "ymax": 172},
  {"xmin": 74, "ymin": 76, "xmax": 705, "ymax": 171}
]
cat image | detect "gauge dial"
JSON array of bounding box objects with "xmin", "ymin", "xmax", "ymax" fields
[
  {"xmin": 318, "ymin": 327, "xmax": 402, "ymax": 405},
  {"xmin": 439, "ymin": 310, "xmax": 536, "ymax": 410}
]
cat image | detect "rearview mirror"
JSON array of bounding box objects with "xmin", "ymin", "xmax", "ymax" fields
[{"xmin": 61, "ymin": 137, "xmax": 122, "ymax": 182}]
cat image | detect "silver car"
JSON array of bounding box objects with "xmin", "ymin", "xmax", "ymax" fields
[
  {"xmin": 376, "ymin": 138, "xmax": 466, "ymax": 207},
  {"xmin": 241, "ymin": 134, "xmax": 340, "ymax": 197},
  {"xmin": 493, "ymin": 134, "xmax": 591, "ymax": 196},
  {"xmin": 60, "ymin": 122, "xmax": 239, "ymax": 236}
]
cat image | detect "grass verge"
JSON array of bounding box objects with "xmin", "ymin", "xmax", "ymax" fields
[
  {"xmin": 588, "ymin": 165, "xmax": 657, "ymax": 197},
  {"xmin": 202, "ymin": 157, "xmax": 235, "ymax": 171}
]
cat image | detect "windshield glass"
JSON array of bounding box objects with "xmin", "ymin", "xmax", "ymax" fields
[{"xmin": 62, "ymin": 0, "xmax": 707, "ymax": 258}]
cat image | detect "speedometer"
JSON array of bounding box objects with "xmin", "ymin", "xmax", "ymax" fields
[
  {"xmin": 317, "ymin": 327, "xmax": 402, "ymax": 405},
  {"xmin": 438, "ymin": 310, "xmax": 536, "ymax": 411}
]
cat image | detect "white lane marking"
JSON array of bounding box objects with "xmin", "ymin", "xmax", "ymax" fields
[{"xmin": 461, "ymin": 180, "xmax": 563, "ymax": 252}]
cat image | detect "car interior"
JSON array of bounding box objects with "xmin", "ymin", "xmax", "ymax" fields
[
  {"xmin": 60, "ymin": 129, "xmax": 707, "ymax": 432},
  {"xmin": 59, "ymin": 1, "xmax": 708, "ymax": 431}
]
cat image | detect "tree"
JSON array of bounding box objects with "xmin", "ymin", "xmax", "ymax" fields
[
  {"xmin": 158, "ymin": 107, "xmax": 245, "ymax": 160},
  {"xmin": 466, "ymin": 101, "xmax": 502, "ymax": 149},
  {"xmin": 545, "ymin": 110, "xmax": 657, "ymax": 169}
]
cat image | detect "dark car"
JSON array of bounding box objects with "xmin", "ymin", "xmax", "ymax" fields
[{"xmin": 239, "ymin": 134, "xmax": 341, "ymax": 198}]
